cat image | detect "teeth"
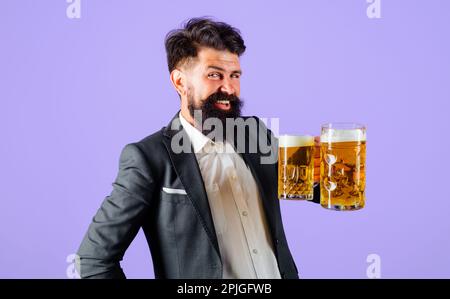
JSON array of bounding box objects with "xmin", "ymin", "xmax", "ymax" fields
[{"xmin": 216, "ymin": 100, "xmax": 230, "ymax": 104}]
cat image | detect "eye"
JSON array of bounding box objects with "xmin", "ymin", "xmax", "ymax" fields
[
  {"xmin": 231, "ymin": 73, "xmax": 241, "ymax": 79},
  {"xmin": 208, "ymin": 72, "xmax": 222, "ymax": 79}
]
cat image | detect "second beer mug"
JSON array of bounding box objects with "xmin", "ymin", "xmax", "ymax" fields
[
  {"xmin": 278, "ymin": 135, "xmax": 315, "ymax": 200},
  {"xmin": 320, "ymin": 123, "xmax": 366, "ymax": 210}
]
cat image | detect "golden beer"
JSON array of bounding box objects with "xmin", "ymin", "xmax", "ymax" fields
[
  {"xmin": 320, "ymin": 124, "xmax": 366, "ymax": 210},
  {"xmin": 278, "ymin": 135, "xmax": 315, "ymax": 200}
]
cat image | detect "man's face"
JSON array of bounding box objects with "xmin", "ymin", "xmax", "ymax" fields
[{"xmin": 181, "ymin": 47, "xmax": 243, "ymax": 126}]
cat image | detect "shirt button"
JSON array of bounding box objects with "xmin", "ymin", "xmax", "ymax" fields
[
  {"xmin": 242, "ymin": 211, "xmax": 248, "ymax": 216},
  {"xmin": 253, "ymin": 249, "xmax": 258, "ymax": 254}
]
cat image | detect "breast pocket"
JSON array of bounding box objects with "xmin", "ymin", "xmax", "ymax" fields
[
  {"xmin": 205, "ymin": 183, "xmax": 227, "ymax": 235},
  {"xmin": 161, "ymin": 187, "xmax": 190, "ymax": 204}
]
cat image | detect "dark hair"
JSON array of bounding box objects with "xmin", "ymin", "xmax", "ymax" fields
[{"xmin": 164, "ymin": 17, "xmax": 246, "ymax": 73}]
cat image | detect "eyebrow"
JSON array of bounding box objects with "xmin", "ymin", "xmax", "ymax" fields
[{"xmin": 207, "ymin": 65, "xmax": 242, "ymax": 75}]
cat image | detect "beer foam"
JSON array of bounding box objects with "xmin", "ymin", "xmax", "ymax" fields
[
  {"xmin": 321, "ymin": 129, "xmax": 366, "ymax": 143},
  {"xmin": 278, "ymin": 135, "xmax": 314, "ymax": 147}
]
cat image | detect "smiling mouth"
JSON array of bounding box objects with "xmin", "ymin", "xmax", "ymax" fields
[{"xmin": 214, "ymin": 100, "xmax": 231, "ymax": 111}]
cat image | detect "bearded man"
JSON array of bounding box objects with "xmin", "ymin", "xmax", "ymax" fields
[{"xmin": 76, "ymin": 17, "xmax": 319, "ymax": 279}]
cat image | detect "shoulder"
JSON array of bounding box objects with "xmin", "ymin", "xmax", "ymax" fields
[
  {"xmin": 119, "ymin": 127, "xmax": 168, "ymax": 163},
  {"xmin": 239, "ymin": 115, "xmax": 276, "ymax": 143},
  {"xmin": 137, "ymin": 128, "xmax": 166, "ymax": 148}
]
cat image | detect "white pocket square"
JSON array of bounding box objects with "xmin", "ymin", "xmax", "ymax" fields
[{"xmin": 162, "ymin": 187, "xmax": 187, "ymax": 195}]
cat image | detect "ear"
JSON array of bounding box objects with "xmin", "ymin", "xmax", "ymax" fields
[{"xmin": 170, "ymin": 69, "xmax": 187, "ymax": 97}]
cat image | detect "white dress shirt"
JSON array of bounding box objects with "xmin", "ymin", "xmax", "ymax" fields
[{"xmin": 179, "ymin": 112, "xmax": 281, "ymax": 279}]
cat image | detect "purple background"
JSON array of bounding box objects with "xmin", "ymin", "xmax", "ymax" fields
[{"xmin": 1, "ymin": 0, "xmax": 449, "ymax": 278}]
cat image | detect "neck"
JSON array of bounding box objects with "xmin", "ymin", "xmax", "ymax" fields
[
  {"xmin": 180, "ymin": 106, "xmax": 195, "ymax": 127},
  {"xmin": 180, "ymin": 95, "xmax": 195, "ymax": 127}
]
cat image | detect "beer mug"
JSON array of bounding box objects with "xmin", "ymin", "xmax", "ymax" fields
[
  {"xmin": 278, "ymin": 135, "xmax": 315, "ymax": 200},
  {"xmin": 320, "ymin": 123, "xmax": 366, "ymax": 210}
]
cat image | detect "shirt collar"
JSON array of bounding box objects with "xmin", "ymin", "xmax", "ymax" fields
[
  {"xmin": 179, "ymin": 111, "xmax": 213, "ymax": 153},
  {"xmin": 178, "ymin": 112, "xmax": 237, "ymax": 154}
]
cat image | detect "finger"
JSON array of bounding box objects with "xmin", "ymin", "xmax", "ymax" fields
[
  {"xmin": 314, "ymin": 138, "xmax": 320, "ymax": 157},
  {"xmin": 314, "ymin": 160, "xmax": 320, "ymax": 167},
  {"xmin": 314, "ymin": 149, "xmax": 320, "ymax": 158}
]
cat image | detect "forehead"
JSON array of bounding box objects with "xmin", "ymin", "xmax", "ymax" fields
[{"xmin": 195, "ymin": 47, "xmax": 240, "ymax": 70}]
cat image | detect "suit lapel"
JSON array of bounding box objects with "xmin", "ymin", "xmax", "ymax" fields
[{"xmin": 162, "ymin": 112, "xmax": 221, "ymax": 258}]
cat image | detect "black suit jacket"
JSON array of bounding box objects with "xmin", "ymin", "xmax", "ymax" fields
[{"xmin": 76, "ymin": 112, "xmax": 320, "ymax": 279}]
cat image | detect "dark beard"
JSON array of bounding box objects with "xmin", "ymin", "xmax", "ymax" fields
[{"xmin": 188, "ymin": 91, "xmax": 243, "ymax": 142}]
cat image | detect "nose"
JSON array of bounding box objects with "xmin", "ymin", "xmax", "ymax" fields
[{"xmin": 219, "ymin": 78, "xmax": 236, "ymax": 95}]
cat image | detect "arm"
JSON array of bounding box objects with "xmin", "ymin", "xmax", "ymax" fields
[{"xmin": 76, "ymin": 143, "xmax": 154, "ymax": 279}]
